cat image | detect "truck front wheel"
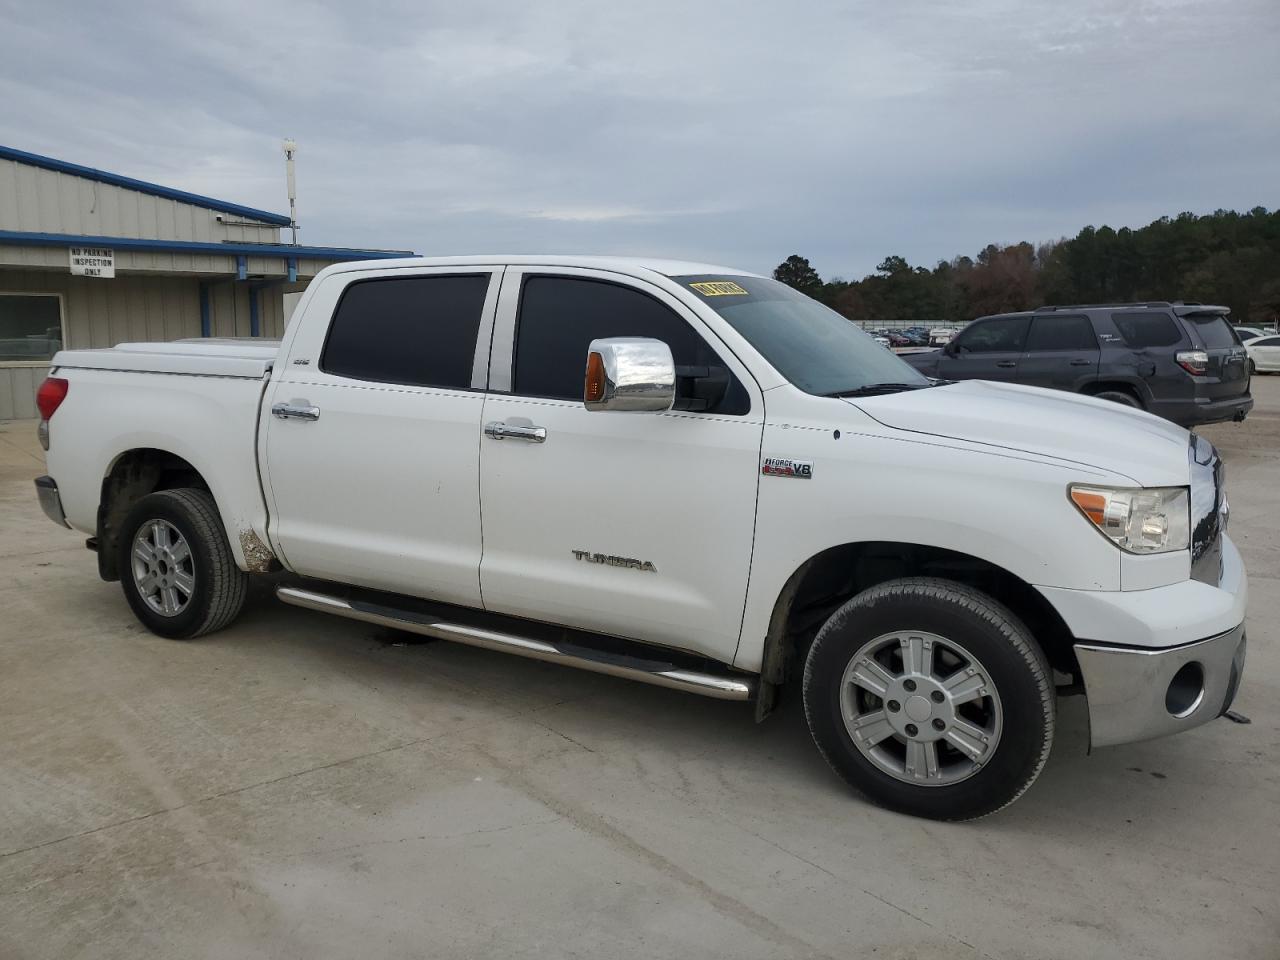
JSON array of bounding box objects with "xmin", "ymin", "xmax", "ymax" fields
[
  {"xmin": 117, "ymin": 488, "xmax": 248, "ymax": 639},
  {"xmin": 802, "ymin": 577, "xmax": 1054, "ymax": 821}
]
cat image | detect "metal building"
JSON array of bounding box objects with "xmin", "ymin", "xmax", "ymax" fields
[{"xmin": 0, "ymin": 144, "xmax": 413, "ymax": 418}]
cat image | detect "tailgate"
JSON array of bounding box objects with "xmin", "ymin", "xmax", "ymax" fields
[{"xmin": 1181, "ymin": 312, "xmax": 1249, "ymax": 398}]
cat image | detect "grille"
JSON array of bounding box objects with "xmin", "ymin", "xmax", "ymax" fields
[{"xmin": 1189, "ymin": 435, "xmax": 1224, "ymax": 586}]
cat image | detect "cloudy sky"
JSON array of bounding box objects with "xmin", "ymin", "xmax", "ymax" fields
[{"xmin": 2, "ymin": 0, "xmax": 1276, "ymax": 278}]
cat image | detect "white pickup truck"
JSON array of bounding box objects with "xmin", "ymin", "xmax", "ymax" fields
[{"xmin": 33, "ymin": 256, "xmax": 1248, "ymax": 820}]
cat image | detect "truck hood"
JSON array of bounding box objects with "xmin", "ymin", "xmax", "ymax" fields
[{"xmin": 846, "ymin": 380, "xmax": 1191, "ymax": 486}]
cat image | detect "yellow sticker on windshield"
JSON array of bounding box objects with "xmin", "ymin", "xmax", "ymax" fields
[{"xmin": 689, "ymin": 280, "xmax": 749, "ymax": 297}]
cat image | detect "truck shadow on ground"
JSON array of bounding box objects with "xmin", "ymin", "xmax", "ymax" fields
[{"xmin": 214, "ymin": 578, "xmax": 1216, "ymax": 832}]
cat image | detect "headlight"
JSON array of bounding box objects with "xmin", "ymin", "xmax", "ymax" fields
[{"xmin": 1069, "ymin": 485, "xmax": 1190, "ymax": 554}]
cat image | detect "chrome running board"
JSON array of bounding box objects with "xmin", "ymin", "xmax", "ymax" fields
[{"xmin": 276, "ymin": 585, "xmax": 755, "ymax": 701}]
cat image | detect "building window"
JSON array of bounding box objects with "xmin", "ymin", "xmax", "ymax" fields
[{"xmin": 0, "ymin": 294, "xmax": 64, "ymax": 363}]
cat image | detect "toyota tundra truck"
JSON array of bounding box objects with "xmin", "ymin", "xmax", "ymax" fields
[{"xmin": 32, "ymin": 256, "xmax": 1249, "ymax": 820}]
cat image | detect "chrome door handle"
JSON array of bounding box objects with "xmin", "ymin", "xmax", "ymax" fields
[
  {"xmin": 484, "ymin": 421, "xmax": 546, "ymax": 443},
  {"xmin": 995, "ymin": 360, "xmax": 1017, "ymax": 368},
  {"xmin": 272, "ymin": 401, "xmax": 320, "ymax": 421}
]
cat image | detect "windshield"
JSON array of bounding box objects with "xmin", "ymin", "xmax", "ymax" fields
[{"xmin": 675, "ymin": 274, "xmax": 930, "ymax": 396}]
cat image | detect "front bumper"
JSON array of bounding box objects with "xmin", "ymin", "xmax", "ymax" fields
[
  {"xmin": 34, "ymin": 475, "xmax": 70, "ymax": 529},
  {"xmin": 1074, "ymin": 624, "xmax": 1246, "ymax": 748},
  {"xmin": 1040, "ymin": 533, "xmax": 1248, "ymax": 749}
]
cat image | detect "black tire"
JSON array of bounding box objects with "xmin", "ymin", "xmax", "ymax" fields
[
  {"xmin": 1095, "ymin": 389, "xmax": 1141, "ymax": 409},
  {"xmin": 1247, "ymin": 359, "xmax": 1256, "ymax": 377},
  {"xmin": 117, "ymin": 488, "xmax": 248, "ymax": 639},
  {"xmin": 802, "ymin": 577, "xmax": 1054, "ymax": 821}
]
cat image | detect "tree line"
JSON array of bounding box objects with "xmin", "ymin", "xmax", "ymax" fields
[{"xmin": 774, "ymin": 207, "xmax": 1280, "ymax": 325}]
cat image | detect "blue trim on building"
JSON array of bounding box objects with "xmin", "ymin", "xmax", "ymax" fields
[
  {"xmin": 198, "ymin": 282, "xmax": 212, "ymax": 338},
  {"xmin": 247, "ymin": 278, "xmax": 287, "ymax": 338},
  {"xmin": 0, "ymin": 144, "xmax": 293, "ymax": 227},
  {"xmin": 248, "ymin": 286, "xmax": 260, "ymax": 337},
  {"xmin": 236, "ymin": 255, "xmax": 248, "ymax": 281},
  {"xmin": 287, "ymin": 257, "xmax": 298, "ymax": 283},
  {"xmin": 0, "ymin": 229, "xmax": 414, "ymax": 261}
]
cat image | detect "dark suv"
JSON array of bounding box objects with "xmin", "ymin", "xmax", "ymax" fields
[{"xmin": 902, "ymin": 302, "xmax": 1253, "ymax": 426}]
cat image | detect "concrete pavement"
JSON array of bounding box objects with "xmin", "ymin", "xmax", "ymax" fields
[{"xmin": 1, "ymin": 379, "xmax": 1277, "ymax": 959}]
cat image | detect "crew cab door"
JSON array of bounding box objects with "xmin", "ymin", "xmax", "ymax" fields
[
  {"xmin": 1017, "ymin": 313, "xmax": 1099, "ymax": 391},
  {"xmin": 477, "ymin": 268, "xmax": 764, "ymax": 663},
  {"xmin": 262, "ymin": 266, "xmax": 500, "ymax": 605},
  {"xmin": 936, "ymin": 316, "xmax": 1030, "ymax": 382}
]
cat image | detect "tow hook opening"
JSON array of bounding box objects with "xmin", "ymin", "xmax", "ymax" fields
[{"xmin": 1165, "ymin": 662, "xmax": 1205, "ymax": 718}]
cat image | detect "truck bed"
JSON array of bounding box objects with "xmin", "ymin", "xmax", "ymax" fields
[
  {"xmin": 43, "ymin": 338, "xmax": 278, "ymax": 569},
  {"xmin": 52, "ymin": 338, "xmax": 280, "ymax": 379}
]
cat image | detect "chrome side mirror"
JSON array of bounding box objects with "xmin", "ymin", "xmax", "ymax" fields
[{"xmin": 583, "ymin": 337, "xmax": 676, "ymax": 412}]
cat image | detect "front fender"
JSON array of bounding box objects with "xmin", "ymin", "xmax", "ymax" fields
[{"xmin": 733, "ymin": 420, "xmax": 1124, "ymax": 671}]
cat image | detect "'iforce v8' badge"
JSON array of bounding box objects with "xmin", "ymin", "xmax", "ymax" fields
[{"xmin": 761, "ymin": 458, "xmax": 813, "ymax": 479}]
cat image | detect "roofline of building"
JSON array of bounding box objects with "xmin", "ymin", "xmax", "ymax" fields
[
  {"xmin": 0, "ymin": 229, "xmax": 415, "ymax": 261},
  {"xmin": 0, "ymin": 144, "xmax": 294, "ymax": 227}
]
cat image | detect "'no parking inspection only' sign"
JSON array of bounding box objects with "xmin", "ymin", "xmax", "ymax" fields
[{"xmin": 69, "ymin": 247, "xmax": 115, "ymax": 278}]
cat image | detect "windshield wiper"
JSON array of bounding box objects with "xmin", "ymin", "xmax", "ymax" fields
[{"xmin": 824, "ymin": 382, "xmax": 930, "ymax": 398}]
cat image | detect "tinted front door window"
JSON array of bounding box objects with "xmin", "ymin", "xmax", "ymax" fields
[
  {"xmin": 940, "ymin": 316, "xmax": 1029, "ymax": 383},
  {"xmin": 956, "ymin": 317, "xmax": 1031, "ymax": 353},
  {"xmin": 513, "ymin": 275, "xmax": 745, "ymax": 412}
]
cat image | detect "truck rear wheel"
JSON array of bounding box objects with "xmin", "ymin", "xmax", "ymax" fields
[
  {"xmin": 802, "ymin": 577, "xmax": 1054, "ymax": 821},
  {"xmin": 117, "ymin": 488, "xmax": 248, "ymax": 639}
]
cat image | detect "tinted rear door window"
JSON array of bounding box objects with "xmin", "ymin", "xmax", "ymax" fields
[
  {"xmin": 513, "ymin": 275, "xmax": 747, "ymax": 412},
  {"xmin": 1111, "ymin": 312, "xmax": 1183, "ymax": 348},
  {"xmin": 1026, "ymin": 315, "xmax": 1097, "ymax": 351},
  {"xmin": 321, "ymin": 274, "xmax": 489, "ymax": 388},
  {"xmin": 955, "ymin": 316, "xmax": 1030, "ymax": 353}
]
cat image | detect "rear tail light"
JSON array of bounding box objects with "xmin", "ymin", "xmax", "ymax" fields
[
  {"xmin": 36, "ymin": 377, "xmax": 69, "ymax": 420},
  {"xmin": 35, "ymin": 377, "xmax": 68, "ymax": 451},
  {"xmin": 1176, "ymin": 350, "xmax": 1208, "ymax": 376}
]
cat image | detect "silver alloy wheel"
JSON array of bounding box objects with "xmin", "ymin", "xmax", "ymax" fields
[
  {"xmin": 131, "ymin": 519, "xmax": 196, "ymax": 617},
  {"xmin": 839, "ymin": 630, "xmax": 1003, "ymax": 786}
]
